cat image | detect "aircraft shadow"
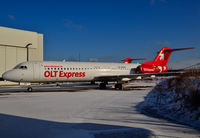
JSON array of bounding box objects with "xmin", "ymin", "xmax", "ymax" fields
[
  {"xmin": 0, "ymin": 113, "xmax": 154, "ymax": 138},
  {"xmin": 0, "ymin": 83, "xmax": 153, "ymax": 93}
]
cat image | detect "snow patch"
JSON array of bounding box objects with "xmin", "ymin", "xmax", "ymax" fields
[{"xmin": 139, "ymin": 78, "xmax": 200, "ymax": 129}]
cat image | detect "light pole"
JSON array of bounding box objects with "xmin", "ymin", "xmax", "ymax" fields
[{"xmin": 25, "ymin": 43, "xmax": 32, "ymax": 61}]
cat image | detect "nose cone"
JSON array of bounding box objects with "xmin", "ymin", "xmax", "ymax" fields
[
  {"xmin": 2, "ymin": 72, "xmax": 9, "ymax": 81},
  {"xmin": 2, "ymin": 71, "xmax": 13, "ymax": 81},
  {"xmin": 2, "ymin": 70, "xmax": 23, "ymax": 82}
]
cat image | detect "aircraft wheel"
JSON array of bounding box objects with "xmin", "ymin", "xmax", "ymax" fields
[
  {"xmin": 27, "ymin": 87, "xmax": 33, "ymax": 92},
  {"xmin": 91, "ymin": 81, "xmax": 95, "ymax": 85},
  {"xmin": 56, "ymin": 83, "xmax": 61, "ymax": 87},
  {"xmin": 99, "ymin": 83, "xmax": 106, "ymax": 89},
  {"xmin": 115, "ymin": 83, "xmax": 123, "ymax": 90}
]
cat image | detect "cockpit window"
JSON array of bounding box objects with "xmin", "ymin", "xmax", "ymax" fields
[
  {"xmin": 13, "ymin": 64, "xmax": 27, "ymax": 69},
  {"xmin": 19, "ymin": 66, "xmax": 27, "ymax": 69},
  {"xmin": 14, "ymin": 65, "xmax": 20, "ymax": 69}
]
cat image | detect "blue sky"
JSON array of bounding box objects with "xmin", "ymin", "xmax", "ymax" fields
[{"xmin": 0, "ymin": 0, "xmax": 200, "ymax": 68}]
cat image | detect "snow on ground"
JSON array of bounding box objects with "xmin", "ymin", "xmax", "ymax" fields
[
  {"xmin": 139, "ymin": 77, "xmax": 200, "ymax": 130},
  {"xmin": 0, "ymin": 82, "xmax": 199, "ymax": 138}
]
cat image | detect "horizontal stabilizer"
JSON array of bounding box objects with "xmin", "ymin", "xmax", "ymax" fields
[{"xmin": 123, "ymin": 58, "xmax": 146, "ymax": 63}]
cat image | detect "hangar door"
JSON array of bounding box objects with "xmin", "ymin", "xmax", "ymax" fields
[
  {"xmin": 0, "ymin": 45, "xmax": 27, "ymax": 77},
  {"xmin": 0, "ymin": 47, "xmax": 5, "ymax": 76},
  {"xmin": 5, "ymin": 47, "xmax": 27, "ymax": 70},
  {"xmin": 6, "ymin": 47, "xmax": 17, "ymax": 70}
]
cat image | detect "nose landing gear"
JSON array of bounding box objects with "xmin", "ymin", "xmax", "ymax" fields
[{"xmin": 20, "ymin": 82, "xmax": 33, "ymax": 92}]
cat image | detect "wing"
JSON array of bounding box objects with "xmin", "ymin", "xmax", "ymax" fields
[{"xmin": 94, "ymin": 72, "xmax": 183, "ymax": 82}]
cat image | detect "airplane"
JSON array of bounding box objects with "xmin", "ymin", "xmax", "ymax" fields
[
  {"xmin": 2, "ymin": 47, "xmax": 195, "ymax": 91},
  {"xmin": 122, "ymin": 58, "xmax": 146, "ymax": 64}
]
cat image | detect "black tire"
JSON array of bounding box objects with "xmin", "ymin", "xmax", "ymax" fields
[
  {"xmin": 27, "ymin": 87, "xmax": 33, "ymax": 92},
  {"xmin": 99, "ymin": 83, "xmax": 106, "ymax": 89},
  {"xmin": 91, "ymin": 81, "xmax": 95, "ymax": 85},
  {"xmin": 115, "ymin": 83, "xmax": 123, "ymax": 90}
]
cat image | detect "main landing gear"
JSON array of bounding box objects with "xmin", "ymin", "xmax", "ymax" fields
[
  {"xmin": 114, "ymin": 83, "xmax": 123, "ymax": 90},
  {"xmin": 99, "ymin": 82, "xmax": 107, "ymax": 89},
  {"xmin": 90, "ymin": 81, "xmax": 96, "ymax": 85},
  {"xmin": 99, "ymin": 82, "xmax": 123, "ymax": 90}
]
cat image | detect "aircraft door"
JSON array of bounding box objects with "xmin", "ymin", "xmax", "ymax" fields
[{"xmin": 33, "ymin": 63, "xmax": 40, "ymax": 81}]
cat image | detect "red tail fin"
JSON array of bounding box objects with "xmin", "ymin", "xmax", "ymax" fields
[
  {"xmin": 138, "ymin": 47, "xmax": 195, "ymax": 73},
  {"xmin": 143, "ymin": 47, "xmax": 195, "ymax": 66}
]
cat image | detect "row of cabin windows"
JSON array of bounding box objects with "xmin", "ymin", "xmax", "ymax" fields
[
  {"xmin": 45, "ymin": 67, "xmax": 93, "ymax": 71},
  {"xmin": 44, "ymin": 67, "xmax": 129, "ymax": 71}
]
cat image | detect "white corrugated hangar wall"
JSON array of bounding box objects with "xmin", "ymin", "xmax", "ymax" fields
[{"xmin": 0, "ymin": 26, "xmax": 43, "ymax": 85}]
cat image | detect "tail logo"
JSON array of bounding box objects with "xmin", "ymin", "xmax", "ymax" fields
[
  {"xmin": 157, "ymin": 66, "xmax": 162, "ymax": 72},
  {"xmin": 159, "ymin": 53, "xmax": 164, "ymax": 60}
]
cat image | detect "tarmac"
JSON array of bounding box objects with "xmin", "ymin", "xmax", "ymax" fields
[{"xmin": 0, "ymin": 81, "xmax": 199, "ymax": 138}]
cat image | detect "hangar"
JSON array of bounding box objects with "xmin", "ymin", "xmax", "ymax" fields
[{"xmin": 0, "ymin": 26, "xmax": 43, "ymax": 85}]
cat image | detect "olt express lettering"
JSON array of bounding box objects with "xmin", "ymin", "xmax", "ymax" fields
[{"xmin": 44, "ymin": 71, "xmax": 85, "ymax": 79}]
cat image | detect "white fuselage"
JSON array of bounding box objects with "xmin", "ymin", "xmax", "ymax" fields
[{"xmin": 2, "ymin": 61, "xmax": 140, "ymax": 83}]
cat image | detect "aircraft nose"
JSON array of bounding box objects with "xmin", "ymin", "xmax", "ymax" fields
[
  {"xmin": 2, "ymin": 71, "xmax": 12, "ymax": 81},
  {"xmin": 2, "ymin": 72, "xmax": 8, "ymax": 80}
]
